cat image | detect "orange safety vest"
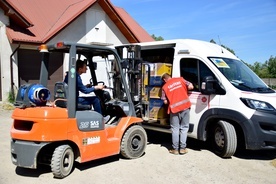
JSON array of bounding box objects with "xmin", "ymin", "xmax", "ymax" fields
[{"xmin": 162, "ymin": 77, "xmax": 191, "ymax": 114}]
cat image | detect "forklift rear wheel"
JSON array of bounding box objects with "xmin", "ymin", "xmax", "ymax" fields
[
  {"xmin": 51, "ymin": 145, "xmax": 74, "ymax": 178},
  {"xmin": 121, "ymin": 125, "xmax": 147, "ymax": 159}
]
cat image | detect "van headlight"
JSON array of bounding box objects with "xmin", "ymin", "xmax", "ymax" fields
[{"xmin": 240, "ymin": 98, "xmax": 275, "ymax": 111}]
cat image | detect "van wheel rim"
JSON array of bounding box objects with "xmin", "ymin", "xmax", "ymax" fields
[{"xmin": 214, "ymin": 127, "xmax": 225, "ymax": 148}]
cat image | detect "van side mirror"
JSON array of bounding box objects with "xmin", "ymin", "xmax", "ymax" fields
[{"xmin": 201, "ymin": 76, "xmax": 225, "ymax": 95}]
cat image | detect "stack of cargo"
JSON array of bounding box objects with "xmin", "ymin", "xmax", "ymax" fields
[{"xmin": 142, "ymin": 63, "xmax": 172, "ymax": 124}]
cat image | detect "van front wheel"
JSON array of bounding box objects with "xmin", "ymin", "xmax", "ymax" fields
[{"xmin": 211, "ymin": 120, "xmax": 237, "ymax": 158}]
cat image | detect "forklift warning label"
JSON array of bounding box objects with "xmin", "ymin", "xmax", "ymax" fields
[{"xmin": 83, "ymin": 136, "xmax": 100, "ymax": 145}]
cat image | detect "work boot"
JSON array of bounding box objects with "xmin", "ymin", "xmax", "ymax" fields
[
  {"xmin": 179, "ymin": 148, "xmax": 188, "ymax": 155},
  {"xmin": 169, "ymin": 149, "xmax": 179, "ymax": 155}
]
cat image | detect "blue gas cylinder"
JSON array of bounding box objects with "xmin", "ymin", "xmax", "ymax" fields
[
  {"xmin": 20, "ymin": 85, "xmax": 27, "ymax": 100},
  {"xmin": 28, "ymin": 84, "xmax": 51, "ymax": 106}
]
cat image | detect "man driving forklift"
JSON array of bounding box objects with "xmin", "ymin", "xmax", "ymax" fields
[{"xmin": 64, "ymin": 59, "xmax": 110, "ymax": 122}]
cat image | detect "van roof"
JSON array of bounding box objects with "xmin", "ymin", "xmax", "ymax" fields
[{"xmin": 119, "ymin": 39, "xmax": 238, "ymax": 60}]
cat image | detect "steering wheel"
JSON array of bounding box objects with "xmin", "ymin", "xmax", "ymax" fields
[
  {"xmin": 97, "ymin": 81, "xmax": 105, "ymax": 86},
  {"xmin": 89, "ymin": 79, "xmax": 114, "ymax": 90},
  {"xmin": 89, "ymin": 78, "xmax": 105, "ymax": 86}
]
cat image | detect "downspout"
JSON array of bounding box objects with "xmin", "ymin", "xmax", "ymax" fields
[{"xmin": 10, "ymin": 43, "xmax": 21, "ymax": 100}]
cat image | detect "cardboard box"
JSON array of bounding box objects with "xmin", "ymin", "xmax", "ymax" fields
[
  {"xmin": 142, "ymin": 63, "xmax": 172, "ymax": 86},
  {"xmin": 149, "ymin": 107, "xmax": 167, "ymax": 119},
  {"xmin": 149, "ymin": 99, "xmax": 168, "ymax": 119},
  {"xmin": 143, "ymin": 63, "xmax": 172, "ymax": 76},
  {"xmin": 143, "ymin": 86, "xmax": 162, "ymax": 100},
  {"xmin": 143, "ymin": 76, "xmax": 164, "ymax": 86},
  {"xmin": 159, "ymin": 118, "xmax": 170, "ymax": 125}
]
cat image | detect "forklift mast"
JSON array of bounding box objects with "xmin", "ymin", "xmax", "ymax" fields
[{"xmin": 115, "ymin": 45, "xmax": 143, "ymax": 103}]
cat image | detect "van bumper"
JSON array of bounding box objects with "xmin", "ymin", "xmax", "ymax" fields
[{"xmin": 246, "ymin": 110, "xmax": 276, "ymax": 150}]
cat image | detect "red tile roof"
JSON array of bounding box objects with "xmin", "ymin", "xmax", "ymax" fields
[
  {"xmin": 2, "ymin": 0, "xmax": 154, "ymax": 44},
  {"xmin": 115, "ymin": 6, "xmax": 154, "ymax": 42},
  {"xmin": 0, "ymin": 0, "xmax": 33, "ymax": 28}
]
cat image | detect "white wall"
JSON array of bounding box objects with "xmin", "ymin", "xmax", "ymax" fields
[
  {"xmin": 86, "ymin": 8, "xmax": 106, "ymax": 43},
  {"xmin": 0, "ymin": 9, "xmax": 14, "ymax": 101},
  {"xmin": 50, "ymin": 3, "xmax": 129, "ymax": 89},
  {"xmin": 50, "ymin": 3, "xmax": 128, "ymax": 46}
]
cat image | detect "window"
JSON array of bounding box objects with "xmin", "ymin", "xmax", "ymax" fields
[
  {"xmin": 209, "ymin": 57, "xmax": 274, "ymax": 93},
  {"xmin": 180, "ymin": 58, "xmax": 215, "ymax": 91}
]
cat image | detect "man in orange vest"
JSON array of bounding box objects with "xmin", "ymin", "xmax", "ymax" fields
[{"xmin": 161, "ymin": 73, "xmax": 194, "ymax": 155}]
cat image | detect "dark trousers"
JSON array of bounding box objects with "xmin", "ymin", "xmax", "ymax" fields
[{"xmin": 78, "ymin": 96, "xmax": 102, "ymax": 114}]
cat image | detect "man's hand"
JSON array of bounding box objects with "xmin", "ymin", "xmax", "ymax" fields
[
  {"xmin": 188, "ymin": 83, "xmax": 194, "ymax": 90},
  {"xmin": 95, "ymin": 85, "xmax": 106, "ymax": 90},
  {"xmin": 86, "ymin": 84, "xmax": 92, "ymax": 88}
]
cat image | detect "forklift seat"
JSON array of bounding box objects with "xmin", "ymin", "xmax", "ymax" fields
[
  {"xmin": 76, "ymin": 104, "xmax": 92, "ymax": 110},
  {"xmin": 54, "ymin": 82, "xmax": 91, "ymax": 110}
]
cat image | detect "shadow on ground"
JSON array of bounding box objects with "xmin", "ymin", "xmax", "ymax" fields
[
  {"xmin": 14, "ymin": 128, "xmax": 276, "ymax": 178},
  {"xmin": 75, "ymin": 155, "xmax": 120, "ymax": 171},
  {"xmin": 15, "ymin": 165, "xmax": 51, "ymax": 178},
  {"xmin": 146, "ymin": 129, "xmax": 208, "ymax": 151},
  {"xmin": 15, "ymin": 155, "xmax": 121, "ymax": 178},
  {"xmin": 146, "ymin": 129, "xmax": 276, "ymax": 161}
]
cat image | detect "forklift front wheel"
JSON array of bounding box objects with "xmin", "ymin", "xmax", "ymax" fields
[
  {"xmin": 51, "ymin": 145, "xmax": 74, "ymax": 179},
  {"xmin": 120, "ymin": 125, "xmax": 147, "ymax": 159}
]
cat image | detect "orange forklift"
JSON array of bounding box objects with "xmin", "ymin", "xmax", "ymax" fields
[{"xmin": 10, "ymin": 42, "xmax": 147, "ymax": 178}]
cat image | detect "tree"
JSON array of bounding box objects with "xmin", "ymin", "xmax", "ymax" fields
[
  {"xmin": 151, "ymin": 34, "xmax": 164, "ymax": 41},
  {"xmin": 267, "ymin": 56, "xmax": 276, "ymax": 77},
  {"xmin": 210, "ymin": 40, "xmax": 275, "ymax": 79},
  {"xmin": 245, "ymin": 61, "xmax": 270, "ymax": 78},
  {"xmin": 210, "ymin": 39, "xmax": 216, "ymax": 44},
  {"xmin": 210, "ymin": 39, "xmax": 235, "ymax": 55},
  {"xmin": 221, "ymin": 44, "xmax": 235, "ymax": 55}
]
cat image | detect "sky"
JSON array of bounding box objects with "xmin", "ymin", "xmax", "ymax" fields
[{"xmin": 111, "ymin": 0, "xmax": 276, "ymax": 64}]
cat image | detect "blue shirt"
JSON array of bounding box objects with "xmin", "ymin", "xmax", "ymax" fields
[{"xmin": 64, "ymin": 72, "xmax": 96, "ymax": 97}]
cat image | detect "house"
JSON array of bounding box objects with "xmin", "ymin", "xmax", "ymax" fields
[{"xmin": 0, "ymin": 0, "xmax": 154, "ymax": 101}]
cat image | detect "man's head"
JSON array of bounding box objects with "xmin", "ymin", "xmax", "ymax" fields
[
  {"xmin": 162, "ymin": 73, "xmax": 171, "ymax": 83},
  {"xmin": 76, "ymin": 59, "xmax": 87, "ymax": 74}
]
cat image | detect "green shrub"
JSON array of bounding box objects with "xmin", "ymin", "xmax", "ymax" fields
[
  {"xmin": 268, "ymin": 85, "xmax": 276, "ymax": 89},
  {"xmin": 8, "ymin": 90, "xmax": 15, "ymax": 103}
]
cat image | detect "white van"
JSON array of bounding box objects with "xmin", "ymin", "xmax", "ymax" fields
[{"xmin": 114, "ymin": 39, "xmax": 276, "ymax": 157}]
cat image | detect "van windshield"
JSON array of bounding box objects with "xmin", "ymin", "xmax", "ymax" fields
[{"xmin": 209, "ymin": 57, "xmax": 275, "ymax": 93}]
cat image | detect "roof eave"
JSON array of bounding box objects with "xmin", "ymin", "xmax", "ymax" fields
[
  {"xmin": 0, "ymin": 0, "xmax": 33, "ymax": 28},
  {"xmin": 41, "ymin": 0, "xmax": 98, "ymax": 43},
  {"xmin": 99, "ymin": 0, "xmax": 139, "ymax": 43}
]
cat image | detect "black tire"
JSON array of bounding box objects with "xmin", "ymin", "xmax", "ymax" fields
[
  {"xmin": 121, "ymin": 125, "xmax": 147, "ymax": 159},
  {"xmin": 211, "ymin": 120, "xmax": 237, "ymax": 158},
  {"xmin": 51, "ymin": 145, "xmax": 74, "ymax": 179}
]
